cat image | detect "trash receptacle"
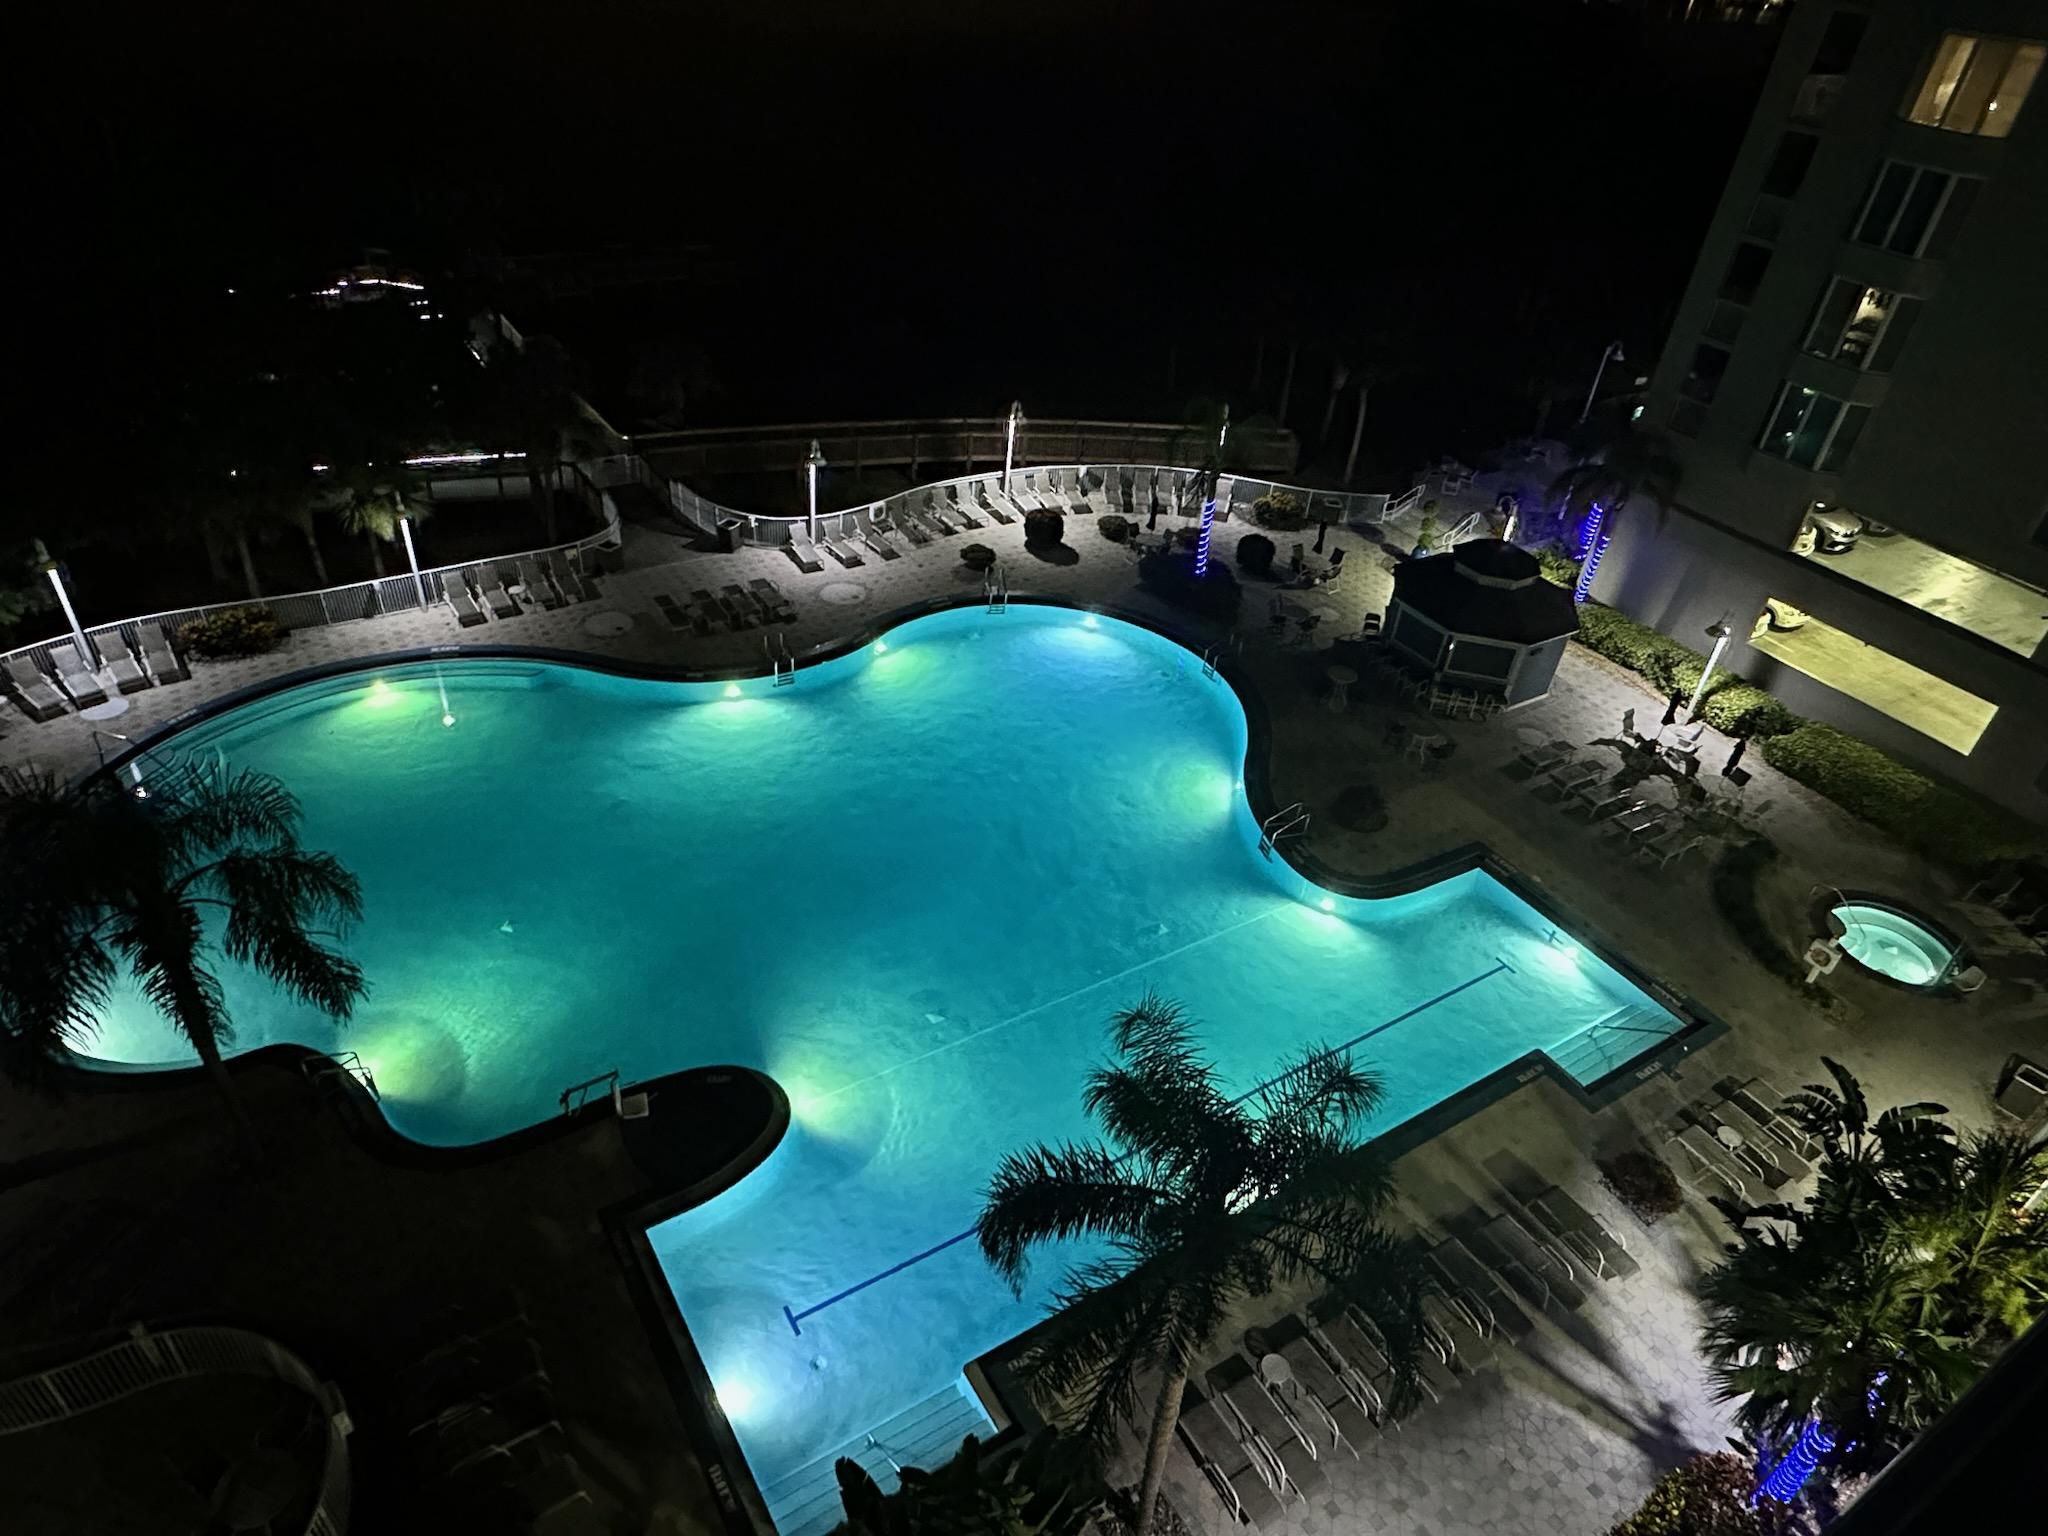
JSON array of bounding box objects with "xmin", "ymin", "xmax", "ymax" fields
[{"xmin": 714, "ymin": 516, "xmax": 742, "ymax": 554}]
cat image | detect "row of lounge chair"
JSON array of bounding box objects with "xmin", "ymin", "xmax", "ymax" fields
[
  {"xmin": 1182, "ymin": 1165, "xmax": 1637, "ymax": 1525},
  {"xmin": 1666, "ymin": 1076, "xmax": 1819, "ymax": 1200},
  {"xmin": 1515, "ymin": 750, "xmax": 1706, "ymax": 869},
  {"xmin": 5, "ymin": 623, "xmax": 189, "ymax": 720},
  {"xmin": 651, "ymin": 579, "xmax": 797, "ymax": 636},
  {"xmin": 439, "ymin": 551, "xmax": 600, "ymax": 627}
]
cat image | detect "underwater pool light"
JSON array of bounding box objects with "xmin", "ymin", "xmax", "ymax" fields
[
  {"xmin": 875, "ymin": 639, "xmax": 889, "ymax": 653},
  {"xmin": 441, "ymin": 712, "xmax": 456, "ymax": 728},
  {"xmin": 713, "ymin": 1374, "xmax": 756, "ymax": 1420},
  {"xmin": 1319, "ymin": 897, "xmax": 1336, "ymax": 912},
  {"xmin": 1082, "ymin": 613, "xmax": 1099, "ymax": 628},
  {"xmin": 724, "ymin": 683, "xmax": 743, "ymax": 699}
]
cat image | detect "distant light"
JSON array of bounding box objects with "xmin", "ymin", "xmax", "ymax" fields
[
  {"xmin": 724, "ymin": 682, "xmax": 742, "ymax": 698},
  {"xmin": 1630, "ymin": 404, "xmax": 1645, "ymax": 421},
  {"xmin": 404, "ymin": 450, "xmax": 525, "ymax": 468}
]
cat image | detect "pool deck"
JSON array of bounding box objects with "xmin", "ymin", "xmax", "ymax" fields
[{"xmin": 3, "ymin": 498, "xmax": 2042, "ymax": 1536}]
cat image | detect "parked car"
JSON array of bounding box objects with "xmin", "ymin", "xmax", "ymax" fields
[
  {"xmin": 1806, "ymin": 507, "xmax": 1862, "ymax": 553},
  {"xmin": 1752, "ymin": 598, "xmax": 1811, "ymax": 640}
]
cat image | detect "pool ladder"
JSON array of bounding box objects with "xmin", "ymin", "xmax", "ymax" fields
[
  {"xmin": 1258, "ymin": 802, "xmax": 1310, "ymax": 860},
  {"xmin": 766, "ymin": 630, "xmax": 795, "ymax": 686},
  {"xmin": 1201, "ymin": 636, "xmax": 1241, "ymax": 679},
  {"xmin": 984, "ymin": 562, "xmax": 1008, "ymax": 614}
]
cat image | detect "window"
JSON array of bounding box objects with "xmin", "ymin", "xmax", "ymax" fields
[
  {"xmin": 1906, "ymin": 34, "xmax": 2045, "ymax": 137},
  {"xmin": 1703, "ymin": 299, "xmax": 1747, "ymax": 345},
  {"xmin": 1680, "ymin": 343, "xmax": 1732, "ymax": 403},
  {"xmin": 1759, "ymin": 131, "xmax": 1820, "ymax": 198},
  {"xmin": 1851, "ymin": 162, "xmax": 1980, "ymax": 257},
  {"xmin": 1758, "ymin": 384, "xmax": 1873, "ymax": 471},
  {"xmin": 1720, "ymin": 241, "xmax": 1774, "ymax": 305},
  {"xmin": 1670, "ymin": 399, "xmax": 1708, "ymax": 438},
  {"xmin": 1801, "ymin": 280, "xmax": 1923, "ymax": 371},
  {"xmin": 1810, "ymin": 11, "xmax": 1868, "ymax": 76}
]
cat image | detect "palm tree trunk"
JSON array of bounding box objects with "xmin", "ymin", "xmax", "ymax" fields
[
  {"xmin": 234, "ymin": 529, "xmax": 263, "ymax": 598},
  {"xmin": 1132, "ymin": 1368, "xmax": 1187, "ymax": 1536},
  {"xmin": 1344, "ymin": 386, "xmax": 1370, "ymax": 485},
  {"xmin": 366, "ymin": 533, "xmax": 387, "ymax": 578},
  {"xmin": 529, "ymin": 467, "xmax": 557, "ymax": 544},
  {"xmin": 195, "ymin": 1033, "xmax": 265, "ymax": 1166},
  {"xmin": 143, "ymin": 911, "xmax": 264, "ymax": 1165},
  {"xmin": 301, "ymin": 523, "xmax": 330, "ymax": 586},
  {"xmin": 1276, "ymin": 340, "xmax": 1298, "ymax": 427},
  {"xmin": 1319, "ymin": 366, "xmax": 1348, "ymax": 443}
]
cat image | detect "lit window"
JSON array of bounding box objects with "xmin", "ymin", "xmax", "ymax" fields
[
  {"xmin": 1851, "ymin": 162, "xmax": 1979, "ymax": 258},
  {"xmin": 1757, "ymin": 384, "xmax": 1873, "ymax": 471},
  {"xmin": 1801, "ymin": 280, "xmax": 1923, "ymax": 372},
  {"xmin": 1905, "ymin": 34, "xmax": 2044, "ymax": 137}
]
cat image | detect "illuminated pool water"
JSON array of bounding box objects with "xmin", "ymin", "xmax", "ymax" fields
[
  {"xmin": 1831, "ymin": 901, "xmax": 1955, "ymax": 986},
  {"xmin": 84, "ymin": 609, "xmax": 1685, "ymax": 1524}
]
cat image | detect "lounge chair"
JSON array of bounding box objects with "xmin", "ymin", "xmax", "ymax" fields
[
  {"xmin": 694, "ymin": 588, "xmax": 744, "ymax": 632},
  {"xmin": 1205, "ymin": 1355, "xmax": 1325, "ymax": 1496},
  {"xmin": 1177, "ymin": 1385, "xmax": 1285, "ymax": 1527},
  {"xmin": 1424, "ymin": 1235, "xmax": 1536, "ymax": 1341},
  {"xmin": 101, "ymin": 637, "xmax": 151, "ymax": 694},
  {"xmin": 1687, "ymin": 1100, "xmax": 1798, "ymax": 1190},
  {"xmin": 1722, "ymin": 1077, "xmax": 1822, "ymax": 1160},
  {"xmin": 517, "ymin": 557, "xmax": 562, "ymax": 610},
  {"xmin": 561, "ymin": 548, "xmax": 601, "ymax": 601},
  {"xmin": 785, "ymin": 527, "xmax": 826, "ymax": 573},
  {"xmin": 939, "ymin": 491, "xmax": 984, "ymax": 530},
  {"xmin": 439, "ymin": 571, "xmax": 485, "ymax": 626},
  {"xmin": 478, "ymin": 566, "xmax": 521, "ymax": 619},
  {"xmin": 1638, "ymin": 830, "xmax": 1703, "ymax": 868},
  {"xmin": 1235, "ymin": 1330, "xmax": 1362, "ymax": 1459},
  {"xmin": 1254, "ymin": 1315, "xmax": 1382, "ymax": 1438},
  {"xmin": 893, "ymin": 509, "xmax": 936, "ymax": 545},
  {"xmin": 821, "ymin": 530, "xmax": 865, "ymax": 567},
  {"xmin": 718, "ymin": 584, "xmax": 759, "ymax": 628},
  {"xmin": 5, "ymin": 656, "xmax": 69, "ymax": 720},
  {"xmin": 1608, "ymin": 808, "xmax": 1669, "ymax": 847},
  {"xmin": 133, "ymin": 622, "xmax": 187, "ymax": 684},
  {"xmin": 651, "ymin": 593, "xmax": 705, "ymax": 635},
  {"xmin": 50, "ymin": 643, "xmax": 110, "ymax": 705},
  {"xmin": 858, "ymin": 521, "xmax": 901, "ymax": 561},
  {"xmin": 1475, "ymin": 1212, "xmax": 1586, "ymax": 1310},
  {"xmin": 1421, "ymin": 1290, "xmax": 1496, "ymax": 1374},
  {"xmin": 921, "ymin": 499, "xmax": 961, "ymax": 535},
  {"xmin": 748, "ymin": 578, "xmax": 797, "ymax": 624},
  {"xmin": 973, "ymin": 485, "xmax": 1016, "ymax": 525},
  {"xmin": 1515, "ymin": 741, "xmax": 1571, "ymax": 777},
  {"xmin": 1310, "ymin": 1296, "xmax": 1446, "ymax": 1409},
  {"xmin": 1667, "ymin": 1122, "xmax": 1751, "ymax": 1199},
  {"xmin": 544, "ymin": 551, "xmax": 584, "ymax": 604}
]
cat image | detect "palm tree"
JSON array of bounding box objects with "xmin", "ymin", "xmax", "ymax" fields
[
  {"xmin": 1546, "ymin": 428, "xmax": 1681, "ymax": 602},
  {"xmin": 334, "ymin": 465, "xmax": 428, "ymax": 580},
  {"xmin": 0, "ymin": 762, "xmax": 366, "ymax": 1161},
  {"xmin": 976, "ymin": 992, "xmax": 1425, "ymax": 1536},
  {"xmin": 1699, "ymin": 1059, "xmax": 2048, "ymax": 1480},
  {"xmin": 482, "ymin": 332, "xmax": 580, "ymax": 545}
]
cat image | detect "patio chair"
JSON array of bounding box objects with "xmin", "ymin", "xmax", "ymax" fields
[
  {"xmin": 785, "ymin": 526, "xmax": 826, "ymax": 573},
  {"xmin": 1421, "ymin": 1289, "xmax": 1497, "ymax": 1373},
  {"xmin": 748, "ymin": 577, "xmax": 797, "ymax": 624},
  {"xmin": 696, "ymin": 587, "xmax": 745, "ymax": 630},
  {"xmin": 821, "ymin": 530, "xmax": 866, "ymax": 567},
  {"xmin": 102, "ymin": 637, "xmax": 151, "ymax": 694},
  {"xmin": 1523, "ymin": 1187, "xmax": 1639, "ymax": 1280},
  {"xmin": 1423, "ymin": 1235, "xmax": 1536, "ymax": 1342},
  {"xmin": 945, "ymin": 493, "xmax": 985, "ymax": 530},
  {"xmin": 478, "ymin": 566, "xmax": 521, "ymax": 619},
  {"xmin": 1717, "ymin": 1078, "xmax": 1822, "ymax": 1161},
  {"xmin": 1239, "ymin": 1325, "xmax": 1367, "ymax": 1456},
  {"xmin": 490, "ymin": 561, "xmax": 531, "ymax": 613},
  {"xmin": 1667, "ymin": 1122, "xmax": 1751, "ymax": 1199},
  {"xmin": 1205, "ymin": 1354, "xmax": 1327, "ymax": 1496},
  {"xmin": 1607, "ymin": 807, "xmax": 1668, "ymax": 847},
  {"xmin": 1580, "ymin": 788, "xmax": 1644, "ymax": 823},
  {"xmin": 858, "ymin": 521, "xmax": 902, "ymax": 560},
  {"xmin": 50, "ymin": 643, "xmax": 110, "ymax": 705},
  {"xmin": 1257, "ymin": 1314, "xmax": 1383, "ymax": 1435},
  {"xmin": 1548, "ymin": 760, "xmax": 1605, "ymax": 798},
  {"xmin": 542, "ymin": 551, "xmax": 585, "ymax": 603},
  {"xmin": 561, "ymin": 548, "xmax": 601, "ymax": 601},
  {"xmin": 136, "ymin": 622, "xmax": 188, "ymax": 683},
  {"xmin": 517, "ymin": 557, "xmax": 563, "ymax": 610},
  {"xmin": 1638, "ymin": 830, "xmax": 1704, "ymax": 869},
  {"xmin": 439, "ymin": 571, "xmax": 485, "ymax": 626},
  {"xmin": 5, "ymin": 656, "xmax": 69, "ymax": 719},
  {"xmin": 1687, "ymin": 1100, "xmax": 1798, "ymax": 1190},
  {"xmin": 921, "ymin": 497, "xmax": 961, "ymax": 535},
  {"xmin": 891, "ymin": 508, "xmax": 935, "ymax": 545},
  {"xmin": 650, "ymin": 593, "xmax": 705, "ymax": 635},
  {"xmin": 1514, "ymin": 741, "xmax": 1571, "ymax": 777},
  {"xmin": 1177, "ymin": 1385, "xmax": 1286, "ymax": 1527},
  {"xmin": 1310, "ymin": 1295, "xmax": 1453, "ymax": 1406},
  {"xmin": 973, "ymin": 485, "xmax": 1015, "ymax": 525},
  {"xmin": 1471, "ymin": 1211, "xmax": 1587, "ymax": 1311}
]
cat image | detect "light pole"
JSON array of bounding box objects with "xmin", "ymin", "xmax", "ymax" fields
[
  {"xmin": 805, "ymin": 439, "xmax": 826, "ymax": 541},
  {"xmin": 1216, "ymin": 402, "xmax": 1230, "ymax": 457},
  {"xmin": 1687, "ymin": 612, "xmax": 1735, "ymax": 719},
  {"xmin": 1003, "ymin": 402, "xmax": 1023, "ymax": 490},
  {"xmin": 32, "ymin": 539, "xmax": 94, "ymax": 663},
  {"xmin": 395, "ymin": 500, "xmax": 428, "ymax": 609},
  {"xmin": 1578, "ymin": 339, "xmax": 1625, "ymax": 425}
]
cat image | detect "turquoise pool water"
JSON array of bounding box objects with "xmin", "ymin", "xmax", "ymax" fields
[
  {"xmin": 84, "ymin": 608, "xmax": 1684, "ymax": 1522},
  {"xmin": 1832, "ymin": 902, "xmax": 1954, "ymax": 986}
]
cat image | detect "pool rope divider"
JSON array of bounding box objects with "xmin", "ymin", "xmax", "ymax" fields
[{"xmin": 778, "ymin": 955, "xmax": 1516, "ymax": 1336}]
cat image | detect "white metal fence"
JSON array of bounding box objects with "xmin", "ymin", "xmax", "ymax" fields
[{"xmin": 0, "ymin": 1323, "xmax": 351, "ymax": 1534}]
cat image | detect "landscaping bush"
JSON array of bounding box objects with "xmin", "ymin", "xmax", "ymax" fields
[
  {"xmin": 1760, "ymin": 723, "xmax": 2037, "ymax": 867},
  {"xmin": 959, "ymin": 543, "xmax": 997, "ymax": 572},
  {"xmin": 1137, "ymin": 549, "xmax": 1243, "ymax": 623},
  {"xmin": 1709, "ymin": 838, "xmax": 1830, "ymax": 1004},
  {"xmin": 1532, "ymin": 542, "xmax": 1579, "ymax": 589},
  {"xmin": 1235, "ymin": 532, "xmax": 1276, "ymax": 577},
  {"xmin": 1695, "ymin": 683, "xmax": 1800, "ymax": 741},
  {"xmin": 1608, "ymin": 1452, "xmax": 1800, "ymax": 1536},
  {"xmin": 1597, "ymin": 1149, "xmax": 1681, "ymax": 1224},
  {"xmin": 1023, "ymin": 509, "xmax": 1065, "ymax": 547},
  {"xmin": 178, "ymin": 606, "xmax": 286, "ymax": 659},
  {"xmin": 1096, "ymin": 514, "xmax": 1131, "ymax": 543},
  {"xmin": 1251, "ymin": 490, "xmax": 1309, "ymax": 531},
  {"xmin": 1572, "ymin": 603, "xmax": 1706, "ymax": 696}
]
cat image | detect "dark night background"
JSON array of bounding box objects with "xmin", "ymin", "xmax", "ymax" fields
[{"xmin": 14, "ymin": 0, "xmax": 1779, "ymax": 620}]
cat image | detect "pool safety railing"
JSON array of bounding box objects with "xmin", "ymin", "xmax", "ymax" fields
[
  {"xmin": 983, "ymin": 561, "xmax": 1008, "ymax": 613},
  {"xmin": 1257, "ymin": 802, "xmax": 1310, "ymax": 860},
  {"xmin": 559, "ymin": 1068, "xmax": 651, "ymax": 1120},
  {"xmin": 0, "ymin": 1322, "xmax": 352, "ymax": 1536},
  {"xmin": 302, "ymin": 1050, "xmax": 380, "ymax": 1101},
  {"xmin": 1201, "ymin": 635, "xmax": 1242, "ymax": 680},
  {"xmin": 863, "ymin": 1432, "xmax": 905, "ymax": 1476},
  {"xmin": 766, "ymin": 631, "xmax": 795, "ymax": 686}
]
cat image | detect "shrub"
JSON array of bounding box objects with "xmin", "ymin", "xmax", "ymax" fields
[
  {"xmin": 1096, "ymin": 514, "xmax": 1131, "ymax": 543},
  {"xmin": 959, "ymin": 543, "xmax": 996, "ymax": 572},
  {"xmin": 1137, "ymin": 549, "xmax": 1243, "ymax": 622},
  {"xmin": 1608, "ymin": 1452, "xmax": 1799, "ymax": 1536},
  {"xmin": 1023, "ymin": 510, "xmax": 1065, "ymax": 547},
  {"xmin": 1235, "ymin": 532, "xmax": 1276, "ymax": 576},
  {"xmin": 1597, "ymin": 1149, "xmax": 1681, "ymax": 1224},
  {"xmin": 178, "ymin": 606, "xmax": 286, "ymax": 659},
  {"xmin": 1695, "ymin": 683, "xmax": 1801, "ymax": 741},
  {"xmin": 1709, "ymin": 838, "xmax": 1830, "ymax": 1003},
  {"xmin": 1760, "ymin": 724, "xmax": 2037, "ymax": 867},
  {"xmin": 1251, "ymin": 490, "xmax": 1309, "ymax": 531},
  {"xmin": 1532, "ymin": 542, "xmax": 1579, "ymax": 589}
]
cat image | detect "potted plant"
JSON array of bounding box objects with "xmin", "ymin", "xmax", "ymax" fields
[{"xmin": 960, "ymin": 543, "xmax": 997, "ymax": 572}]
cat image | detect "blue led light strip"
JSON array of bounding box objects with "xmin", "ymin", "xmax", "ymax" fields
[{"xmin": 1194, "ymin": 498, "xmax": 1217, "ymax": 577}]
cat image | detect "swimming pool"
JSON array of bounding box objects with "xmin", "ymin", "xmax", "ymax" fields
[
  {"xmin": 1831, "ymin": 901, "xmax": 1957, "ymax": 987},
  {"xmin": 83, "ymin": 608, "xmax": 1686, "ymax": 1528}
]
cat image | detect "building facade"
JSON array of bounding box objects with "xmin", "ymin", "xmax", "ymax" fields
[{"xmin": 1600, "ymin": 0, "xmax": 2048, "ymax": 819}]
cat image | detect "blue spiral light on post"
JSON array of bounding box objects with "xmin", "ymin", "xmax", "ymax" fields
[
  {"xmin": 1572, "ymin": 501, "xmax": 1608, "ymax": 605},
  {"xmin": 1754, "ymin": 1420, "xmax": 1835, "ymax": 1505},
  {"xmin": 1194, "ymin": 497, "xmax": 1217, "ymax": 577},
  {"xmin": 1575, "ymin": 500, "xmax": 1605, "ymax": 559}
]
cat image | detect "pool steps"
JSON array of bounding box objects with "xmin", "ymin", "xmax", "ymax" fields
[
  {"xmin": 762, "ymin": 1379, "xmax": 995, "ymax": 1536},
  {"xmin": 1549, "ymin": 1004, "xmax": 1675, "ymax": 1084}
]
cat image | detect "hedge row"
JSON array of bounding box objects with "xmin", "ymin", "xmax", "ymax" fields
[{"xmin": 1542, "ymin": 546, "xmax": 2036, "ymax": 868}]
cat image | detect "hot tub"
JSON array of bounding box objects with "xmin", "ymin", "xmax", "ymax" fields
[{"xmin": 1830, "ymin": 901, "xmax": 1958, "ymax": 987}]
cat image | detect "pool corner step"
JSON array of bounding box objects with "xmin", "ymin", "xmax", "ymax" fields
[{"xmin": 762, "ymin": 1380, "xmax": 996, "ymax": 1536}]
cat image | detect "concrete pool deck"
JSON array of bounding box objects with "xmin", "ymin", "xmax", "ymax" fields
[{"xmin": 2, "ymin": 497, "xmax": 2042, "ymax": 1536}]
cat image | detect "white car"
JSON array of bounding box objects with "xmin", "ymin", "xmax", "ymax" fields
[
  {"xmin": 1806, "ymin": 508, "xmax": 1863, "ymax": 553},
  {"xmin": 1752, "ymin": 599, "xmax": 1811, "ymax": 640}
]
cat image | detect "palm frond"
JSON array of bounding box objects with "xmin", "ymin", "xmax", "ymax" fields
[{"xmin": 977, "ymin": 1142, "xmax": 1165, "ymax": 1293}]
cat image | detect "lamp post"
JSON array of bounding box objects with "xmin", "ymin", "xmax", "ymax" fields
[
  {"xmin": 395, "ymin": 500, "xmax": 428, "ymax": 609},
  {"xmin": 805, "ymin": 439, "xmax": 826, "ymax": 541},
  {"xmin": 33, "ymin": 539, "xmax": 95, "ymax": 663},
  {"xmin": 1687, "ymin": 612, "xmax": 1735, "ymax": 719},
  {"xmin": 1578, "ymin": 339, "xmax": 1625, "ymax": 425},
  {"xmin": 1216, "ymin": 402, "xmax": 1230, "ymax": 457},
  {"xmin": 1003, "ymin": 402, "xmax": 1023, "ymax": 490}
]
